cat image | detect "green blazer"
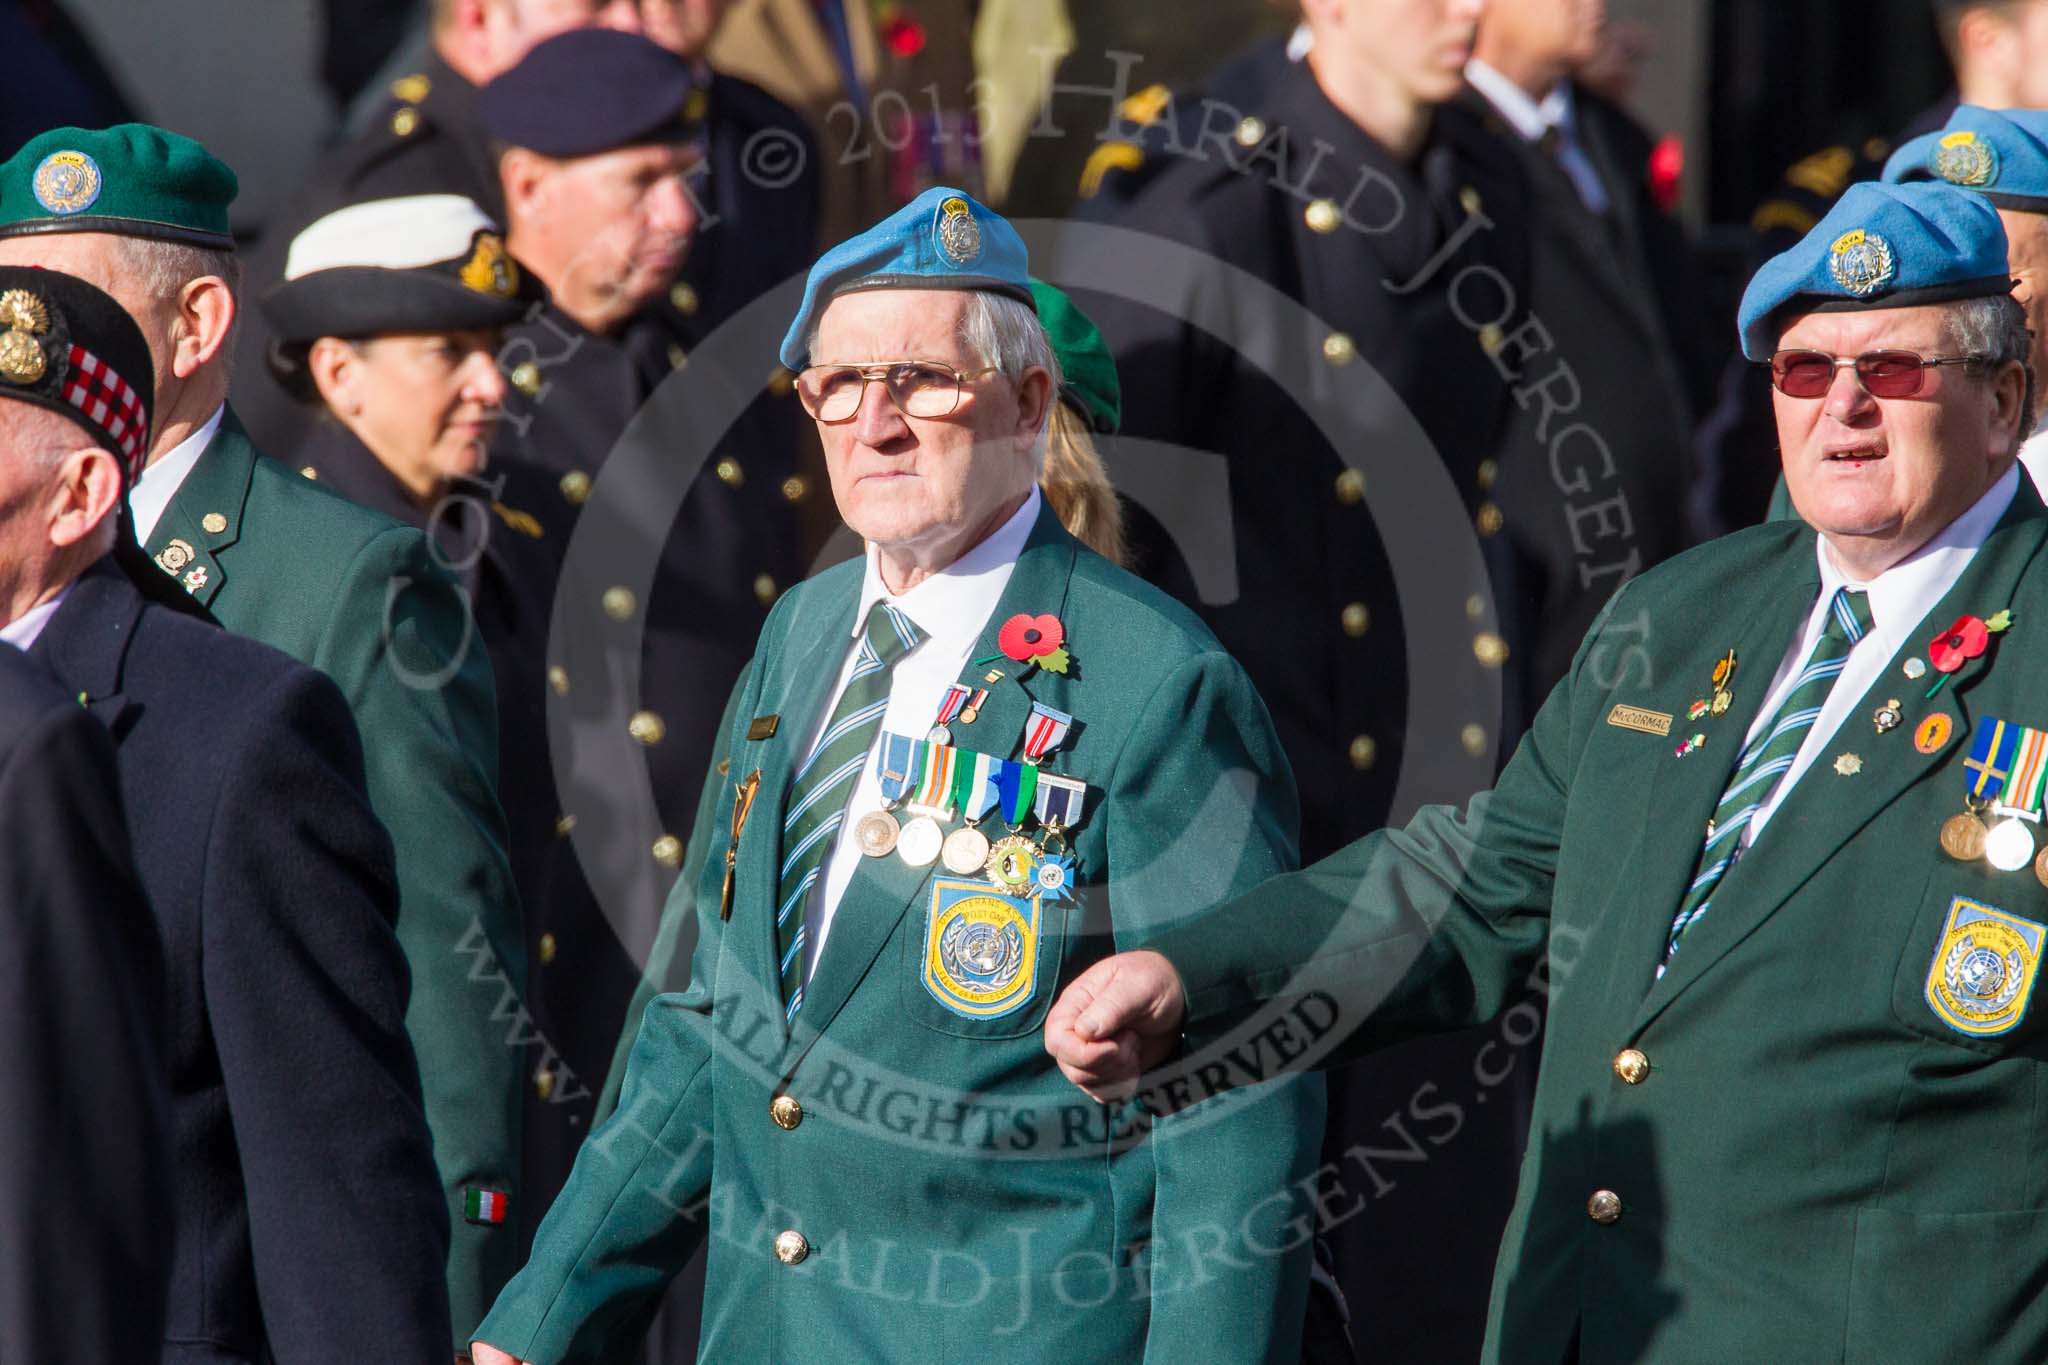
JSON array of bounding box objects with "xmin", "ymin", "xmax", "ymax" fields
[
  {"xmin": 1155, "ymin": 479, "xmax": 2048, "ymax": 1364},
  {"xmin": 143, "ymin": 409, "xmax": 526, "ymax": 1344},
  {"xmin": 477, "ymin": 505, "xmax": 1325, "ymax": 1362}
]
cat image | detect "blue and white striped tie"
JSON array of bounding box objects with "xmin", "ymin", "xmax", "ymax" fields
[
  {"xmin": 772, "ymin": 601, "xmax": 923, "ymax": 1022},
  {"xmin": 1663, "ymin": 587, "xmax": 1874, "ymax": 968}
]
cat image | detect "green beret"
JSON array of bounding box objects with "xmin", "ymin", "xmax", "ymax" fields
[
  {"xmin": 1029, "ymin": 279, "xmax": 1121, "ymax": 434},
  {"xmin": 0, "ymin": 124, "xmax": 237, "ymax": 249}
]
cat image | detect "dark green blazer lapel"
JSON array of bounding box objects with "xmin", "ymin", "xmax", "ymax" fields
[
  {"xmin": 740, "ymin": 577, "xmax": 864, "ymax": 1044},
  {"xmin": 1636, "ymin": 482, "xmax": 2048, "ymax": 1033},
  {"xmin": 141, "ymin": 407, "xmax": 255, "ymax": 610},
  {"xmin": 1592, "ymin": 532, "xmax": 1821, "ymax": 1013},
  {"xmin": 785, "ymin": 505, "xmax": 1081, "ymax": 1061}
]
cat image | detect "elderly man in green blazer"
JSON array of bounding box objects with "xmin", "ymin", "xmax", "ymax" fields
[
  {"xmin": 0, "ymin": 124, "xmax": 528, "ymax": 1350},
  {"xmin": 1049, "ymin": 179, "xmax": 2048, "ymax": 1364},
  {"xmin": 472, "ymin": 188, "xmax": 1325, "ymax": 1363}
]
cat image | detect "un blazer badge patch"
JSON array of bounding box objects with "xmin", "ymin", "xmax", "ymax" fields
[
  {"xmin": 1925, "ymin": 897, "xmax": 2045, "ymax": 1037},
  {"xmin": 923, "ymin": 879, "xmax": 1040, "ymax": 1018}
]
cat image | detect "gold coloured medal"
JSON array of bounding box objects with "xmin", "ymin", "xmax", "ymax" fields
[
  {"xmin": 985, "ymin": 835, "xmax": 1038, "ymax": 894},
  {"xmin": 1942, "ymin": 811, "xmax": 1989, "ymax": 862}
]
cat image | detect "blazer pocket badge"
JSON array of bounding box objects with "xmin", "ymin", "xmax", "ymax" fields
[
  {"xmin": 1925, "ymin": 896, "xmax": 2044, "ymax": 1038},
  {"xmin": 923, "ymin": 878, "xmax": 1040, "ymax": 1019}
]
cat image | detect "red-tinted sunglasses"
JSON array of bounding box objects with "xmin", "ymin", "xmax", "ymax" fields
[{"xmin": 1768, "ymin": 349, "xmax": 1991, "ymax": 400}]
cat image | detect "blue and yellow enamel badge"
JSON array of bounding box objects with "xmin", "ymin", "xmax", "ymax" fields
[
  {"xmin": 33, "ymin": 150, "xmax": 101, "ymax": 215},
  {"xmin": 924, "ymin": 879, "xmax": 1038, "ymax": 1018},
  {"xmin": 1933, "ymin": 129, "xmax": 2000, "ymax": 188},
  {"xmin": 1925, "ymin": 897, "xmax": 2044, "ymax": 1037}
]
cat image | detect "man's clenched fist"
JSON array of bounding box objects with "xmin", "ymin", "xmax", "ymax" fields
[{"xmin": 1042, "ymin": 949, "xmax": 1188, "ymax": 1100}]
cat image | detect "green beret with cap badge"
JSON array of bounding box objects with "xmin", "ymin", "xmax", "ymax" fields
[{"xmin": 0, "ymin": 123, "xmax": 237, "ymax": 249}]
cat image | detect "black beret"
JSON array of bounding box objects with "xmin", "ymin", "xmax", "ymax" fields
[
  {"xmin": 0, "ymin": 264, "xmax": 152, "ymax": 483},
  {"xmin": 477, "ymin": 29, "xmax": 705, "ymax": 159},
  {"xmin": 261, "ymin": 195, "xmax": 542, "ymax": 342}
]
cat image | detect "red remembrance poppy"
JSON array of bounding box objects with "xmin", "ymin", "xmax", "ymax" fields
[
  {"xmin": 1930, "ymin": 615, "xmax": 1990, "ymax": 674},
  {"xmin": 882, "ymin": 13, "xmax": 926, "ymax": 56},
  {"xmin": 998, "ymin": 612, "xmax": 1064, "ymax": 662}
]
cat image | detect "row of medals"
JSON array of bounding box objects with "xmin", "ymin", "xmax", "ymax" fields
[
  {"xmin": 849, "ymin": 720, "xmax": 1052, "ymax": 884},
  {"xmin": 1941, "ymin": 802, "xmax": 2048, "ymax": 887}
]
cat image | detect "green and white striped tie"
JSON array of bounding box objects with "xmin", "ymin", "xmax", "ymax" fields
[
  {"xmin": 774, "ymin": 601, "xmax": 924, "ymax": 1021},
  {"xmin": 1664, "ymin": 587, "xmax": 1874, "ymax": 969}
]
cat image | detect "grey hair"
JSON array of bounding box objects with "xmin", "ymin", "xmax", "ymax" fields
[
  {"xmin": 1946, "ymin": 292, "xmax": 2036, "ymax": 446},
  {"xmin": 114, "ymin": 236, "xmax": 243, "ymax": 383},
  {"xmin": 960, "ymin": 291, "xmax": 1060, "ymax": 472},
  {"xmin": 959, "ymin": 291, "xmax": 1061, "ymax": 385}
]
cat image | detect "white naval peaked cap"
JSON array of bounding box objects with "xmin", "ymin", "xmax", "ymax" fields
[{"xmin": 283, "ymin": 194, "xmax": 499, "ymax": 279}]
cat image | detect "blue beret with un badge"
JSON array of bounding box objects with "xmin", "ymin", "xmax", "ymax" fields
[
  {"xmin": 1883, "ymin": 105, "xmax": 2048, "ymax": 214},
  {"xmin": 1736, "ymin": 180, "xmax": 2014, "ymax": 361},
  {"xmin": 779, "ymin": 186, "xmax": 1033, "ymax": 371}
]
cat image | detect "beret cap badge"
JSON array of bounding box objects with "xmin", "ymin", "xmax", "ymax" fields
[
  {"xmin": 936, "ymin": 195, "xmax": 982, "ymax": 266},
  {"xmin": 1828, "ymin": 228, "xmax": 1897, "ymax": 298},
  {"xmin": 1934, "ymin": 130, "xmax": 2000, "ymax": 188},
  {"xmin": 0, "ymin": 289, "xmax": 50, "ymax": 385},
  {"xmin": 31, "ymin": 150, "xmax": 102, "ymax": 215}
]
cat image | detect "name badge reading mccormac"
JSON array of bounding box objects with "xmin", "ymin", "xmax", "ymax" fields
[{"xmin": 1607, "ymin": 704, "xmax": 1674, "ymax": 737}]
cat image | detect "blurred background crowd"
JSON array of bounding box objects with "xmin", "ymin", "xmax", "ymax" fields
[{"xmin": 3, "ymin": 0, "xmax": 2018, "ymax": 1359}]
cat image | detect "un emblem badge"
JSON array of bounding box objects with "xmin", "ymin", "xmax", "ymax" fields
[
  {"xmin": 32, "ymin": 150, "xmax": 102, "ymax": 216},
  {"xmin": 1829, "ymin": 228, "xmax": 1897, "ymax": 298},
  {"xmin": 923, "ymin": 879, "xmax": 1038, "ymax": 1018},
  {"xmin": 1925, "ymin": 897, "xmax": 2044, "ymax": 1037},
  {"xmin": 1933, "ymin": 130, "xmax": 2000, "ymax": 188},
  {"xmin": 935, "ymin": 196, "xmax": 982, "ymax": 266}
]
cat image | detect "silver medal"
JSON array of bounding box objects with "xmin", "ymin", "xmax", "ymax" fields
[
  {"xmin": 897, "ymin": 815, "xmax": 943, "ymax": 868},
  {"xmin": 1985, "ymin": 817, "xmax": 2037, "ymax": 872},
  {"xmin": 941, "ymin": 825, "xmax": 992, "ymax": 875}
]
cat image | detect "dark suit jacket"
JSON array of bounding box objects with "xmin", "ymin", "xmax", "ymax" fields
[
  {"xmin": 1455, "ymin": 82, "xmax": 1697, "ymax": 710},
  {"xmin": 0, "ymin": 642, "xmax": 170, "ymax": 1364},
  {"xmin": 1082, "ymin": 44, "xmax": 1532, "ymax": 858},
  {"xmin": 33, "ymin": 559, "xmax": 451, "ymax": 1363}
]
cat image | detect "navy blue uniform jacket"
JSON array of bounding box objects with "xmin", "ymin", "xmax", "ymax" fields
[
  {"xmin": 32, "ymin": 558, "xmax": 452, "ymax": 1363},
  {"xmin": 0, "ymin": 641, "xmax": 171, "ymax": 1363}
]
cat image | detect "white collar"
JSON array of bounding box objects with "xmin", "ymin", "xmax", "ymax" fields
[
  {"xmin": 1, "ymin": 585, "xmax": 72, "ymax": 651},
  {"xmin": 1465, "ymin": 60, "xmax": 1575, "ymax": 144},
  {"xmin": 129, "ymin": 404, "xmax": 225, "ymax": 544},
  {"xmin": 852, "ymin": 487, "xmax": 1041, "ymax": 647},
  {"xmin": 1816, "ymin": 463, "xmax": 2020, "ymax": 627}
]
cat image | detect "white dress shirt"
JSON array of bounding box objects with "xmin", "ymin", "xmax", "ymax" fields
[
  {"xmin": 127, "ymin": 404, "xmax": 224, "ymax": 543},
  {"xmin": 1740, "ymin": 464, "xmax": 2019, "ymax": 847},
  {"xmin": 1464, "ymin": 60, "xmax": 1612, "ymax": 217},
  {"xmin": 799, "ymin": 487, "xmax": 1041, "ymax": 980},
  {"xmin": 1, "ymin": 587, "xmax": 71, "ymax": 651}
]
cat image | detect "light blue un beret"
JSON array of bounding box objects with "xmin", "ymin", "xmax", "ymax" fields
[
  {"xmin": 779, "ymin": 186, "xmax": 1033, "ymax": 372},
  {"xmin": 1736, "ymin": 180, "xmax": 2013, "ymax": 361},
  {"xmin": 1884, "ymin": 105, "xmax": 2048, "ymax": 214}
]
